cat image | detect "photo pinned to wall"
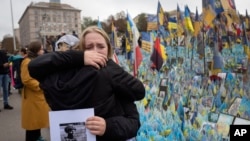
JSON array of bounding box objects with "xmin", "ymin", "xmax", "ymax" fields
[
  {"xmin": 155, "ymin": 97, "xmax": 164, "ymax": 111},
  {"xmin": 158, "ymin": 78, "xmax": 168, "ymax": 97},
  {"xmin": 208, "ymin": 112, "xmax": 219, "ymax": 123},
  {"xmin": 171, "ymin": 92, "xmax": 181, "ymax": 109},
  {"xmin": 60, "ymin": 122, "xmax": 86, "ymax": 141},
  {"xmin": 49, "ymin": 108, "xmax": 96, "ymax": 141},
  {"xmin": 228, "ymin": 97, "xmax": 242, "ymax": 116},
  {"xmin": 201, "ymin": 96, "xmax": 214, "ymax": 110},
  {"xmin": 158, "ymin": 91, "xmax": 166, "ymax": 99},
  {"xmin": 200, "ymin": 122, "xmax": 216, "ymax": 135},
  {"xmin": 216, "ymin": 113, "xmax": 234, "ymax": 138},
  {"xmin": 189, "ymin": 95, "xmax": 198, "ymax": 112},
  {"xmin": 233, "ymin": 117, "xmax": 250, "ymax": 125},
  {"xmin": 159, "ymin": 78, "xmax": 170, "ymax": 111},
  {"xmin": 183, "ymin": 107, "xmax": 192, "ymax": 121},
  {"xmin": 160, "ymin": 78, "xmax": 168, "ymax": 87},
  {"xmin": 162, "ymin": 92, "xmax": 170, "ymax": 111}
]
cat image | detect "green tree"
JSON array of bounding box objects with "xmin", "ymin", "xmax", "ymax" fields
[
  {"xmin": 82, "ymin": 17, "xmax": 97, "ymax": 31},
  {"xmin": 136, "ymin": 13, "xmax": 147, "ymax": 32}
]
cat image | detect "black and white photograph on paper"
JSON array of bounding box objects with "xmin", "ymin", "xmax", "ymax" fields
[
  {"xmin": 49, "ymin": 108, "xmax": 96, "ymax": 141},
  {"xmin": 60, "ymin": 122, "xmax": 87, "ymax": 141}
]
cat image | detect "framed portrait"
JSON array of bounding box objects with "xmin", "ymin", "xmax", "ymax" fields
[
  {"xmin": 228, "ymin": 97, "xmax": 242, "ymax": 116},
  {"xmin": 162, "ymin": 93, "xmax": 170, "ymax": 111},
  {"xmin": 49, "ymin": 108, "xmax": 96, "ymax": 141},
  {"xmin": 216, "ymin": 113, "xmax": 234, "ymax": 138},
  {"xmin": 159, "ymin": 78, "xmax": 168, "ymax": 97},
  {"xmin": 160, "ymin": 78, "xmax": 168, "ymax": 87},
  {"xmin": 154, "ymin": 97, "xmax": 164, "ymax": 111},
  {"xmin": 208, "ymin": 112, "xmax": 219, "ymax": 123},
  {"xmin": 233, "ymin": 117, "xmax": 250, "ymax": 125},
  {"xmin": 183, "ymin": 107, "xmax": 193, "ymax": 121},
  {"xmin": 200, "ymin": 122, "xmax": 216, "ymax": 134},
  {"xmin": 158, "ymin": 78, "xmax": 168, "ymax": 104},
  {"xmin": 171, "ymin": 92, "xmax": 181, "ymax": 108},
  {"xmin": 158, "ymin": 91, "xmax": 166, "ymax": 99},
  {"xmin": 201, "ymin": 96, "xmax": 214, "ymax": 110}
]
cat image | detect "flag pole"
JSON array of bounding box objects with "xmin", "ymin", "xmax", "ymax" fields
[
  {"xmin": 10, "ymin": 0, "xmax": 16, "ymax": 51},
  {"xmin": 202, "ymin": 21, "xmax": 207, "ymax": 76}
]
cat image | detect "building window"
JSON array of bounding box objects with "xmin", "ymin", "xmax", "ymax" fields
[
  {"xmin": 34, "ymin": 10, "xmax": 38, "ymax": 15},
  {"xmin": 35, "ymin": 22, "xmax": 38, "ymax": 28},
  {"xmin": 53, "ymin": 15, "xmax": 56, "ymax": 22},
  {"xmin": 47, "ymin": 16, "xmax": 50, "ymax": 22},
  {"xmin": 35, "ymin": 16, "xmax": 38, "ymax": 21}
]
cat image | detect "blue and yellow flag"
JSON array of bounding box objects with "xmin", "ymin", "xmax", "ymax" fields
[
  {"xmin": 176, "ymin": 3, "xmax": 185, "ymax": 37},
  {"xmin": 168, "ymin": 17, "xmax": 177, "ymax": 31},
  {"xmin": 194, "ymin": 7, "xmax": 201, "ymax": 37},
  {"xmin": 141, "ymin": 32, "xmax": 151, "ymax": 53},
  {"xmin": 157, "ymin": 1, "xmax": 165, "ymax": 26},
  {"xmin": 126, "ymin": 12, "xmax": 140, "ymax": 48},
  {"xmin": 111, "ymin": 22, "xmax": 118, "ymax": 47},
  {"xmin": 202, "ymin": 0, "xmax": 224, "ymax": 26},
  {"xmin": 245, "ymin": 10, "xmax": 249, "ymax": 29},
  {"xmin": 97, "ymin": 16, "xmax": 102, "ymax": 29},
  {"xmin": 220, "ymin": 0, "xmax": 239, "ymax": 23},
  {"xmin": 184, "ymin": 5, "xmax": 194, "ymax": 33},
  {"xmin": 147, "ymin": 14, "xmax": 158, "ymax": 31}
]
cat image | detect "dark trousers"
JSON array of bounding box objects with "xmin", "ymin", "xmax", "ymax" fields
[{"xmin": 25, "ymin": 129, "xmax": 41, "ymax": 141}]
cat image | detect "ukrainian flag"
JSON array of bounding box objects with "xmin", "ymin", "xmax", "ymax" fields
[{"xmin": 184, "ymin": 5, "xmax": 194, "ymax": 33}]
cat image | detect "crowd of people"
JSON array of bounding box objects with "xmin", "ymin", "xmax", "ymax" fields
[{"xmin": 0, "ymin": 26, "xmax": 146, "ymax": 141}]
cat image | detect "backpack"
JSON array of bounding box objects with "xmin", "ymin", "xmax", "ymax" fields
[{"xmin": 12, "ymin": 58, "xmax": 24, "ymax": 89}]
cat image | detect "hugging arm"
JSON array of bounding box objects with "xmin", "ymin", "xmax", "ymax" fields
[
  {"xmin": 28, "ymin": 50, "xmax": 107, "ymax": 81},
  {"xmin": 107, "ymin": 60, "xmax": 145, "ymax": 101},
  {"xmin": 28, "ymin": 50, "xmax": 83, "ymax": 81},
  {"xmin": 101, "ymin": 101, "xmax": 140, "ymax": 140}
]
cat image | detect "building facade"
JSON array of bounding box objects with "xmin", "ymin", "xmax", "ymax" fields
[{"xmin": 18, "ymin": 2, "xmax": 81, "ymax": 48}]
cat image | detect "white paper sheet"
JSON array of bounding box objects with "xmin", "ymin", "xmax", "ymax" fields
[{"xmin": 49, "ymin": 108, "xmax": 96, "ymax": 141}]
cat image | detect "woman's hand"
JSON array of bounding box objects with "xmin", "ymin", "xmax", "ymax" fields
[
  {"xmin": 84, "ymin": 51, "xmax": 107, "ymax": 69},
  {"xmin": 86, "ymin": 116, "xmax": 106, "ymax": 136}
]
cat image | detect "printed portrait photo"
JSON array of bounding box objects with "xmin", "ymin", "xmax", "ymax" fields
[{"xmin": 60, "ymin": 122, "xmax": 87, "ymax": 141}]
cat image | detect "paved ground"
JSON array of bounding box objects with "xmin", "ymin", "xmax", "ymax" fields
[{"xmin": 0, "ymin": 89, "xmax": 50, "ymax": 141}]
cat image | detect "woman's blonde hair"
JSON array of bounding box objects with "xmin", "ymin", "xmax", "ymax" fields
[{"xmin": 79, "ymin": 26, "xmax": 113, "ymax": 59}]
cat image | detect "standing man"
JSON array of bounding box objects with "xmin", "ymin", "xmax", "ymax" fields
[
  {"xmin": 0, "ymin": 49, "xmax": 13, "ymax": 111},
  {"xmin": 72, "ymin": 31, "xmax": 78, "ymax": 38}
]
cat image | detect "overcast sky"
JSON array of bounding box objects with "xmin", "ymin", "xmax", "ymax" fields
[{"xmin": 0, "ymin": 0, "xmax": 249, "ymax": 41}]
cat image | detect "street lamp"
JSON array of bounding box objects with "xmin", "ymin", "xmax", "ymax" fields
[
  {"xmin": 42, "ymin": 13, "xmax": 49, "ymax": 49},
  {"xmin": 10, "ymin": 0, "xmax": 16, "ymax": 51}
]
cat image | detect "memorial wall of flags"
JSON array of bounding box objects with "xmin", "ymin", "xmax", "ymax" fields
[{"xmin": 108, "ymin": 0, "xmax": 250, "ymax": 140}]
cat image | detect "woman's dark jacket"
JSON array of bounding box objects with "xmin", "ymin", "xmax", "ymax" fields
[
  {"xmin": 0, "ymin": 50, "xmax": 9, "ymax": 74},
  {"xmin": 28, "ymin": 50, "xmax": 145, "ymax": 141}
]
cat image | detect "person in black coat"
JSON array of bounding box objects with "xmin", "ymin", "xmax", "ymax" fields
[
  {"xmin": 28, "ymin": 26, "xmax": 145, "ymax": 141},
  {"xmin": 0, "ymin": 49, "xmax": 13, "ymax": 110}
]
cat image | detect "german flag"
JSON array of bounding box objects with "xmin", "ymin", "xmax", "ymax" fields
[{"xmin": 150, "ymin": 37, "xmax": 163, "ymax": 71}]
